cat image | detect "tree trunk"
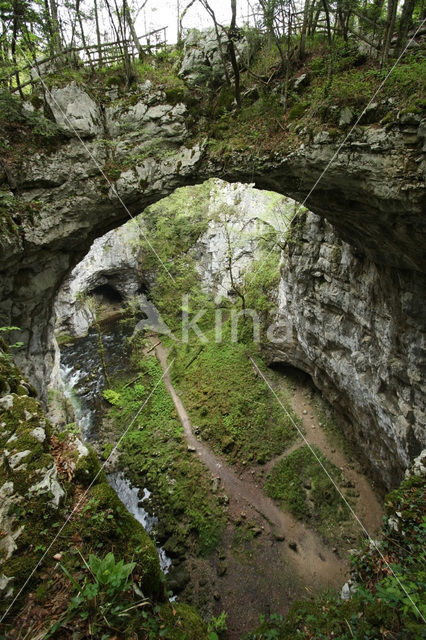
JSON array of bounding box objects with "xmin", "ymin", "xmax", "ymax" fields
[
  {"xmin": 76, "ymin": 0, "xmax": 95, "ymax": 71},
  {"xmin": 228, "ymin": 0, "xmax": 241, "ymax": 109},
  {"xmin": 372, "ymin": 0, "xmax": 386, "ymax": 39},
  {"xmin": 258, "ymin": 0, "xmax": 286, "ymax": 65},
  {"xmin": 94, "ymin": 0, "xmax": 103, "ymax": 64},
  {"xmin": 309, "ymin": 3, "xmax": 322, "ymax": 36},
  {"xmin": 49, "ymin": 0, "xmax": 62, "ymax": 53},
  {"xmin": 112, "ymin": 0, "xmax": 131, "ymax": 78},
  {"xmin": 200, "ymin": 0, "xmax": 231, "ymax": 85},
  {"xmin": 11, "ymin": 0, "xmax": 23, "ymax": 99},
  {"xmin": 225, "ymin": 230, "xmax": 245, "ymax": 310},
  {"xmin": 43, "ymin": 0, "xmax": 55, "ymax": 57},
  {"xmin": 381, "ymin": 0, "xmax": 398, "ymax": 63},
  {"xmin": 104, "ymin": 0, "xmax": 129, "ymax": 76},
  {"xmin": 322, "ymin": 0, "xmax": 334, "ymax": 97},
  {"xmin": 282, "ymin": 9, "xmax": 293, "ymax": 111},
  {"xmin": 124, "ymin": 0, "xmax": 146, "ymax": 59},
  {"xmin": 322, "ymin": 0, "xmax": 333, "ymax": 46},
  {"xmin": 395, "ymin": 0, "xmax": 415, "ymax": 54},
  {"xmin": 299, "ymin": 0, "xmax": 310, "ymax": 59},
  {"xmin": 179, "ymin": 0, "xmax": 197, "ymax": 44}
]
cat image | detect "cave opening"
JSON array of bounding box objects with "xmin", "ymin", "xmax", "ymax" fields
[
  {"xmin": 269, "ymin": 361, "xmax": 316, "ymax": 391},
  {"xmin": 89, "ymin": 283, "xmax": 124, "ymax": 304}
]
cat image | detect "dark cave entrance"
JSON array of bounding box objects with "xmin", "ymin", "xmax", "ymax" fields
[
  {"xmin": 268, "ymin": 361, "xmax": 316, "ymax": 391},
  {"xmin": 89, "ymin": 283, "xmax": 124, "ymax": 305}
]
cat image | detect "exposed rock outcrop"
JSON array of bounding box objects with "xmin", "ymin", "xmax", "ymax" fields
[
  {"xmin": 54, "ymin": 180, "xmax": 285, "ymax": 336},
  {"xmin": 55, "ymin": 219, "xmax": 142, "ymax": 338},
  {"xmin": 46, "ymin": 81, "xmax": 103, "ymax": 138},
  {"xmin": 179, "ymin": 28, "xmax": 250, "ymax": 88}
]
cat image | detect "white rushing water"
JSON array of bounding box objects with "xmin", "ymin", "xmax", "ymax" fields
[
  {"xmin": 59, "ymin": 335, "xmax": 172, "ymax": 574},
  {"xmin": 107, "ymin": 472, "xmax": 172, "ymax": 573},
  {"xmin": 60, "ymin": 362, "xmax": 93, "ymax": 438}
]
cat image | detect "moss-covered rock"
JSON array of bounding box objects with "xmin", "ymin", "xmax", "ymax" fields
[
  {"xmin": 159, "ymin": 602, "xmax": 208, "ymax": 639},
  {"xmin": 0, "ymin": 348, "xmax": 207, "ymax": 637}
]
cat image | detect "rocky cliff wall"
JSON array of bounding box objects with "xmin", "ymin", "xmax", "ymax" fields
[
  {"xmin": 54, "ymin": 219, "xmax": 142, "ymax": 338},
  {"xmin": 267, "ymin": 212, "xmax": 426, "ymax": 489}
]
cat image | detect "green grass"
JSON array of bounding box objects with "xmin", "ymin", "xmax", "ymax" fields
[
  {"xmin": 169, "ymin": 322, "xmax": 301, "ymax": 464},
  {"xmin": 265, "ymin": 445, "xmax": 351, "ymax": 543},
  {"xmin": 102, "ymin": 345, "xmax": 226, "ymax": 557}
]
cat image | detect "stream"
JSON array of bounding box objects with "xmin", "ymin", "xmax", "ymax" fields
[{"xmin": 59, "ymin": 321, "xmax": 172, "ymax": 573}]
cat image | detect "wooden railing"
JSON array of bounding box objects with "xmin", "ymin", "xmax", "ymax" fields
[{"xmin": 2, "ymin": 27, "xmax": 168, "ymax": 92}]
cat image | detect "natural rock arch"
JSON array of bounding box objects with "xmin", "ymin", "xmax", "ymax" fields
[{"xmin": 0, "ymin": 82, "xmax": 425, "ymax": 488}]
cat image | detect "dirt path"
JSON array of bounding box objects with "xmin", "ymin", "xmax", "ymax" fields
[
  {"xmin": 259, "ymin": 370, "xmax": 383, "ymax": 537},
  {"xmin": 290, "ymin": 386, "xmax": 383, "ymax": 533},
  {"xmin": 152, "ymin": 338, "xmax": 347, "ymax": 590}
]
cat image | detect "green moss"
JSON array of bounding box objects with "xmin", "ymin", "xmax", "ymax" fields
[
  {"xmin": 101, "ymin": 441, "xmax": 114, "ymax": 460},
  {"xmin": 285, "ymin": 213, "xmax": 307, "ymax": 247},
  {"xmin": 171, "ymin": 322, "xmax": 301, "ymax": 465},
  {"xmin": 164, "ymin": 85, "xmax": 195, "ymax": 108},
  {"xmin": 55, "ymin": 332, "xmax": 75, "ymax": 346},
  {"xmin": 0, "ymin": 348, "xmax": 206, "ymax": 637},
  {"xmin": 244, "ymin": 251, "xmax": 281, "ymax": 316},
  {"xmin": 215, "ymin": 85, "xmax": 235, "ymax": 115},
  {"xmin": 104, "ymin": 356, "xmax": 226, "ymax": 557},
  {"xmin": 288, "ymin": 102, "xmax": 308, "ymax": 120},
  {"xmin": 414, "ymin": 97, "xmax": 426, "ymax": 111},
  {"xmin": 159, "ymin": 602, "xmax": 208, "ymax": 639},
  {"xmin": 265, "ymin": 446, "xmax": 351, "ymax": 545},
  {"xmin": 380, "ymin": 111, "xmax": 395, "ymax": 125},
  {"xmin": 73, "ymin": 446, "xmax": 105, "ymax": 486},
  {"xmin": 89, "ymin": 481, "xmax": 164, "ymax": 600}
]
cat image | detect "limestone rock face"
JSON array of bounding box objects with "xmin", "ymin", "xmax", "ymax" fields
[
  {"xmin": 55, "ymin": 220, "xmax": 142, "ymax": 338},
  {"xmin": 193, "ymin": 181, "xmax": 289, "ymax": 297},
  {"xmin": 216, "ymin": 119, "xmax": 426, "ymax": 273},
  {"xmin": 52, "ymin": 180, "xmax": 425, "ymax": 490},
  {"xmin": 54, "ymin": 180, "xmax": 283, "ymax": 336},
  {"xmin": 1, "ymin": 79, "xmax": 203, "ymax": 393},
  {"xmin": 0, "ymin": 74, "xmax": 424, "ymax": 490},
  {"xmin": 179, "ymin": 28, "xmax": 249, "ymax": 88},
  {"xmin": 46, "ymin": 81, "xmax": 103, "ymax": 137},
  {"xmin": 265, "ymin": 212, "xmax": 426, "ymax": 488}
]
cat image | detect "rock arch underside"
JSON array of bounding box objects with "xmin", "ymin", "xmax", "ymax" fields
[{"xmin": 0, "ymin": 79, "xmax": 425, "ymax": 491}]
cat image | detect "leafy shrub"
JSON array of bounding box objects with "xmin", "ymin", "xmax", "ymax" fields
[
  {"xmin": 102, "ymin": 388, "xmax": 122, "ymax": 406},
  {"xmin": 208, "ymin": 610, "xmax": 228, "ymax": 639}
]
